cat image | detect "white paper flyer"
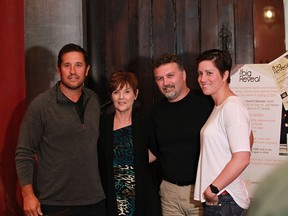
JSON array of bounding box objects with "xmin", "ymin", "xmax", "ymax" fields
[{"xmin": 230, "ymin": 63, "xmax": 288, "ymax": 196}]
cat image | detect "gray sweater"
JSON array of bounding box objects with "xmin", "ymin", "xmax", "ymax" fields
[{"xmin": 15, "ymin": 82, "xmax": 105, "ymax": 206}]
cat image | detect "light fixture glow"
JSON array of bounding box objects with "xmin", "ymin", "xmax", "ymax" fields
[
  {"xmin": 265, "ymin": 10, "xmax": 273, "ymax": 19},
  {"xmin": 263, "ymin": 6, "xmax": 276, "ymax": 23}
]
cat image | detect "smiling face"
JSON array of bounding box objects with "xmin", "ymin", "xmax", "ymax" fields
[
  {"xmin": 197, "ymin": 60, "xmax": 228, "ymax": 97},
  {"xmin": 58, "ymin": 51, "xmax": 89, "ymax": 91},
  {"xmin": 111, "ymin": 83, "xmax": 138, "ymax": 113},
  {"xmin": 154, "ymin": 62, "xmax": 187, "ymax": 102}
]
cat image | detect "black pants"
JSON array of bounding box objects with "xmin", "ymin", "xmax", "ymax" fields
[{"xmin": 41, "ymin": 199, "xmax": 106, "ymax": 216}]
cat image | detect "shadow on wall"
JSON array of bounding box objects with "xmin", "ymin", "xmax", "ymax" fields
[
  {"xmin": 25, "ymin": 46, "xmax": 58, "ymax": 106},
  {"xmin": 179, "ymin": 52, "xmax": 201, "ymax": 91},
  {"xmin": 122, "ymin": 55, "xmax": 154, "ymax": 115},
  {"xmin": 0, "ymin": 100, "xmax": 26, "ymax": 216}
]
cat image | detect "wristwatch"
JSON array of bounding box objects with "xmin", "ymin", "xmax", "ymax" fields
[{"xmin": 210, "ymin": 184, "xmax": 219, "ymax": 194}]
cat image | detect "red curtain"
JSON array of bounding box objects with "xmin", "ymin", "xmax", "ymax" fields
[{"xmin": 0, "ymin": 0, "xmax": 25, "ymax": 215}]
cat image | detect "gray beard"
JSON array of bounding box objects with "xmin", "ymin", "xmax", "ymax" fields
[{"xmin": 164, "ymin": 91, "xmax": 177, "ymax": 100}]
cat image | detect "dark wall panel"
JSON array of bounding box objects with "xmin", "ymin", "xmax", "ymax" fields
[
  {"xmin": 200, "ymin": 0, "xmax": 219, "ymax": 51},
  {"xmin": 87, "ymin": 0, "xmax": 254, "ymax": 114},
  {"xmin": 87, "ymin": 0, "xmax": 108, "ymax": 104},
  {"xmin": 105, "ymin": 0, "xmax": 130, "ymax": 74},
  {"xmin": 131, "ymin": 0, "xmax": 155, "ymax": 113},
  {"xmin": 176, "ymin": 0, "xmax": 200, "ymax": 89},
  {"xmin": 235, "ymin": 0, "xmax": 254, "ymax": 64},
  {"xmin": 152, "ymin": 0, "xmax": 175, "ymax": 56}
]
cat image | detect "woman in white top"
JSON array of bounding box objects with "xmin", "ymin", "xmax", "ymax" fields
[{"xmin": 194, "ymin": 49, "xmax": 252, "ymax": 216}]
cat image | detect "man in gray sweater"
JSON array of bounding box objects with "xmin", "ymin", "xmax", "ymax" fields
[{"xmin": 15, "ymin": 43, "xmax": 105, "ymax": 216}]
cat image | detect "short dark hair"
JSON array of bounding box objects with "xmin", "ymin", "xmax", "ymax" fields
[
  {"xmin": 57, "ymin": 43, "xmax": 90, "ymax": 67},
  {"xmin": 196, "ymin": 49, "xmax": 232, "ymax": 83},
  {"xmin": 152, "ymin": 53, "xmax": 184, "ymax": 71},
  {"xmin": 108, "ymin": 71, "xmax": 138, "ymax": 95}
]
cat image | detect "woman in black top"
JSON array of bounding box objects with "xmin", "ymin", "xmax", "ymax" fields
[{"xmin": 98, "ymin": 71, "xmax": 161, "ymax": 216}]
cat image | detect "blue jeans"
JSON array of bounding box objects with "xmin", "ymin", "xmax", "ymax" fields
[{"xmin": 203, "ymin": 194, "xmax": 246, "ymax": 216}]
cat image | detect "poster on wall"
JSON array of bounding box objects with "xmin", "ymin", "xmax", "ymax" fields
[{"xmin": 230, "ymin": 52, "xmax": 288, "ymax": 196}]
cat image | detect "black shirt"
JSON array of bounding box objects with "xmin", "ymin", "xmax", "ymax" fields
[{"xmin": 151, "ymin": 89, "xmax": 213, "ymax": 183}]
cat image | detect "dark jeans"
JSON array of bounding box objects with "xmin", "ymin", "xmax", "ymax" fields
[
  {"xmin": 41, "ymin": 199, "xmax": 106, "ymax": 216},
  {"xmin": 203, "ymin": 194, "xmax": 247, "ymax": 216}
]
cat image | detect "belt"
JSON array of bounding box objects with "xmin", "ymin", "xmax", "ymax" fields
[
  {"xmin": 219, "ymin": 190, "xmax": 229, "ymax": 196},
  {"xmin": 164, "ymin": 178, "xmax": 193, "ymax": 186}
]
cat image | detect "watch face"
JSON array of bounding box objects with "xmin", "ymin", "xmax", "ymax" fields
[{"xmin": 210, "ymin": 184, "xmax": 219, "ymax": 194}]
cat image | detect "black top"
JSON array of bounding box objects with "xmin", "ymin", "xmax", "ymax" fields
[
  {"xmin": 98, "ymin": 112, "xmax": 161, "ymax": 216},
  {"xmin": 151, "ymin": 89, "xmax": 213, "ymax": 183}
]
